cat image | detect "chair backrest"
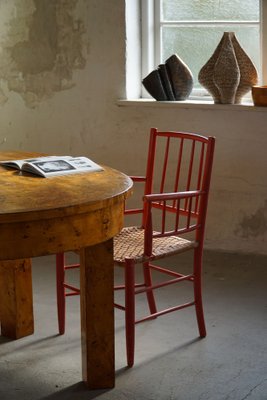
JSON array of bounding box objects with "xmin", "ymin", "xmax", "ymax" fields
[{"xmin": 142, "ymin": 128, "xmax": 215, "ymax": 245}]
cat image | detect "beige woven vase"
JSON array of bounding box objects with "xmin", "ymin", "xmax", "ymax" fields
[{"xmin": 198, "ymin": 32, "xmax": 258, "ymax": 104}]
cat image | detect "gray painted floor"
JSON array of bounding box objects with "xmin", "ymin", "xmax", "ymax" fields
[{"xmin": 0, "ymin": 250, "xmax": 266, "ymax": 400}]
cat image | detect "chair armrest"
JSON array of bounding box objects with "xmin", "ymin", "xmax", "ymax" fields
[
  {"xmin": 143, "ymin": 190, "xmax": 204, "ymax": 255},
  {"xmin": 144, "ymin": 190, "xmax": 204, "ymax": 203}
]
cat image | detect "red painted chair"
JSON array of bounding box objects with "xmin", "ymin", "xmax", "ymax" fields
[{"xmin": 56, "ymin": 128, "xmax": 215, "ymax": 367}]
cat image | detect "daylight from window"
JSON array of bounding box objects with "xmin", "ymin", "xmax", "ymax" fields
[{"xmin": 158, "ymin": 0, "xmax": 260, "ymax": 91}]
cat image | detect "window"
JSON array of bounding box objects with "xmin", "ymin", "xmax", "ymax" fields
[{"xmin": 142, "ymin": 0, "xmax": 265, "ymax": 100}]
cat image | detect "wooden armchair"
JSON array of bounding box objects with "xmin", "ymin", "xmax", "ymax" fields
[{"xmin": 56, "ymin": 128, "xmax": 215, "ymax": 367}]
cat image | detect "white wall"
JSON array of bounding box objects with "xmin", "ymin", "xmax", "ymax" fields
[{"xmin": 0, "ymin": 0, "xmax": 266, "ymax": 254}]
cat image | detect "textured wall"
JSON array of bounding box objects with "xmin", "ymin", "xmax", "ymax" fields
[
  {"xmin": 0, "ymin": 0, "xmax": 86, "ymax": 108},
  {"xmin": 0, "ymin": 0, "xmax": 126, "ymax": 156}
]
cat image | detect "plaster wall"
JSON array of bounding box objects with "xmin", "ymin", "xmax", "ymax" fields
[{"xmin": 0, "ymin": 0, "xmax": 266, "ymax": 255}]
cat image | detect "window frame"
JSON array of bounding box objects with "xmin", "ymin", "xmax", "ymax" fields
[{"xmin": 141, "ymin": 0, "xmax": 267, "ymax": 101}]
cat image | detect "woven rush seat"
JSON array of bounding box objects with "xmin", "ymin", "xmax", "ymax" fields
[{"xmin": 114, "ymin": 226, "xmax": 198, "ymax": 264}]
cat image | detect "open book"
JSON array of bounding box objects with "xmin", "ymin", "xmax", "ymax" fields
[{"xmin": 0, "ymin": 155, "xmax": 103, "ymax": 177}]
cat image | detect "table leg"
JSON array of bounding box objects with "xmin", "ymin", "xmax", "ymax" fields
[
  {"xmin": 0, "ymin": 259, "xmax": 34, "ymax": 339},
  {"xmin": 80, "ymin": 239, "xmax": 115, "ymax": 389}
]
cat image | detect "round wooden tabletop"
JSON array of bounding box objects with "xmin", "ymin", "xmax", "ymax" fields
[
  {"xmin": 0, "ymin": 151, "xmax": 133, "ymax": 259},
  {"xmin": 0, "ymin": 151, "xmax": 133, "ymax": 222}
]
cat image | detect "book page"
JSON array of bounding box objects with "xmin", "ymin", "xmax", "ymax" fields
[
  {"xmin": 0, "ymin": 156, "xmax": 67, "ymax": 170},
  {"xmin": 0, "ymin": 159, "xmax": 26, "ymax": 169}
]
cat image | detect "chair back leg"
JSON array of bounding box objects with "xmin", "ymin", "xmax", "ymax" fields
[
  {"xmin": 56, "ymin": 253, "xmax": 66, "ymax": 335},
  {"xmin": 143, "ymin": 262, "xmax": 157, "ymax": 315}
]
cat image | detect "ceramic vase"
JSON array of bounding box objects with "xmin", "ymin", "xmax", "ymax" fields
[
  {"xmin": 165, "ymin": 54, "xmax": 193, "ymax": 100},
  {"xmin": 142, "ymin": 54, "xmax": 193, "ymax": 101},
  {"xmin": 198, "ymin": 32, "xmax": 258, "ymax": 104}
]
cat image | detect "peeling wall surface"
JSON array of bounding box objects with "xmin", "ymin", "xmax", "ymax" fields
[
  {"xmin": 0, "ymin": 0, "xmax": 86, "ymax": 108},
  {"xmin": 0, "ymin": 0, "xmax": 267, "ymax": 255}
]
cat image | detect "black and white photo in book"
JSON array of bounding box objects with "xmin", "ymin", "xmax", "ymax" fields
[{"xmin": 0, "ymin": 156, "xmax": 103, "ymax": 177}]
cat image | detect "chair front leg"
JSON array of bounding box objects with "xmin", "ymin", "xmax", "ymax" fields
[
  {"xmin": 125, "ymin": 259, "xmax": 136, "ymax": 367},
  {"xmin": 193, "ymin": 247, "xmax": 206, "ymax": 338},
  {"xmin": 56, "ymin": 253, "xmax": 66, "ymax": 335}
]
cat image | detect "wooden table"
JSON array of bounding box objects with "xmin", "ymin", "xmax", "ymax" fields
[{"xmin": 0, "ymin": 151, "xmax": 132, "ymax": 389}]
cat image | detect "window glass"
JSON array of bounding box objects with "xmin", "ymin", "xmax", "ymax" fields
[
  {"xmin": 162, "ymin": 0, "xmax": 260, "ymax": 21},
  {"xmin": 160, "ymin": 1, "xmax": 260, "ymax": 91},
  {"xmin": 162, "ymin": 26, "xmax": 260, "ymax": 89}
]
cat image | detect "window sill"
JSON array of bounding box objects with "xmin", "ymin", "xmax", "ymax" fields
[{"xmin": 117, "ymin": 99, "xmax": 267, "ymax": 112}]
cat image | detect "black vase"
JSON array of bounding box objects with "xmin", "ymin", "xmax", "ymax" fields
[{"xmin": 142, "ymin": 54, "xmax": 193, "ymax": 101}]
